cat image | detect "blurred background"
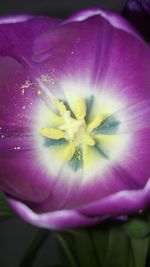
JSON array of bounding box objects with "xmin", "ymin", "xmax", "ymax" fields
[
  {"xmin": 0, "ymin": 0, "xmax": 126, "ymax": 266},
  {"xmin": 0, "ymin": 0, "xmax": 126, "ymax": 17}
]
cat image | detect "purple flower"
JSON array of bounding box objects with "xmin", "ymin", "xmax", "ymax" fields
[
  {"xmin": 125, "ymin": 0, "xmax": 150, "ymax": 14},
  {"xmin": 0, "ymin": 14, "xmax": 60, "ymax": 58},
  {"xmin": 123, "ymin": 0, "xmax": 150, "ymax": 41},
  {"xmin": 0, "ymin": 9, "xmax": 150, "ymax": 229}
]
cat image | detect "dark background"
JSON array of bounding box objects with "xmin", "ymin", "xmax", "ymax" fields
[
  {"xmin": 0, "ymin": 0, "xmax": 126, "ymax": 17},
  {"xmin": 0, "ymin": 1, "xmax": 126, "ymax": 267}
]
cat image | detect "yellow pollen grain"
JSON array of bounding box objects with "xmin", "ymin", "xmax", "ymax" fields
[
  {"xmin": 21, "ymin": 80, "xmax": 32, "ymax": 95},
  {"xmin": 54, "ymin": 99, "xmax": 67, "ymax": 114},
  {"xmin": 41, "ymin": 75, "xmax": 49, "ymax": 82},
  {"xmin": 73, "ymin": 99, "xmax": 86, "ymax": 120},
  {"xmin": 83, "ymin": 134, "xmax": 95, "ymax": 146},
  {"xmin": 40, "ymin": 128, "xmax": 65, "ymax": 139},
  {"xmin": 87, "ymin": 115, "xmax": 103, "ymax": 132},
  {"xmin": 63, "ymin": 142, "xmax": 76, "ymax": 161}
]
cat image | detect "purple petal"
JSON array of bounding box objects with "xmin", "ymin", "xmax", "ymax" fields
[
  {"xmin": 64, "ymin": 7, "xmax": 140, "ymax": 38},
  {"xmin": 123, "ymin": 0, "xmax": 150, "ymax": 41},
  {"xmin": 0, "ymin": 14, "xmax": 34, "ymax": 24},
  {"xmin": 0, "ymin": 56, "xmax": 52, "ymax": 203},
  {"xmin": 142, "ymin": 0, "xmax": 150, "ymax": 13},
  {"xmin": 7, "ymin": 197, "xmax": 108, "ymax": 229},
  {"xmin": 0, "ymin": 56, "xmax": 84, "ymax": 211},
  {"xmin": 78, "ymin": 178, "xmax": 150, "ymax": 217},
  {"xmin": 33, "ymin": 8, "xmax": 148, "ymax": 90},
  {"xmin": 7, "ymin": 176, "xmax": 150, "ymax": 229},
  {"xmin": 125, "ymin": 0, "xmax": 150, "ymax": 14},
  {"xmin": 0, "ymin": 14, "xmax": 60, "ymax": 58}
]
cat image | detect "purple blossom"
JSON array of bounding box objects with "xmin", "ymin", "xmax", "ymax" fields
[
  {"xmin": 0, "ymin": 14, "xmax": 60, "ymax": 58},
  {"xmin": 125, "ymin": 0, "xmax": 150, "ymax": 14},
  {"xmin": 123, "ymin": 0, "xmax": 150, "ymax": 41},
  {"xmin": 0, "ymin": 9, "xmax": 150, "ymax": 229}
]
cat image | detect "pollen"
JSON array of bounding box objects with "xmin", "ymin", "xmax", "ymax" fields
[{"xmin": 40, "ymin": 128, "xmax": 65, "ymax": 139}]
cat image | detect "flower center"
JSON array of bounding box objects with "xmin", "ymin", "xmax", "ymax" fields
[
  {"xmin": 60, "ymin": 111, "xmax": 86, "ymax": 143},
  {"xmin": 39, "ymin": 95, "xmax": 120, "ymax": 172},
  {"xmin": 40, "ymin": 98, "xmax": 101, "ymax": 160}
]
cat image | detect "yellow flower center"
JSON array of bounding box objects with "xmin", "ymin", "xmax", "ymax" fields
[
  {"xmin": 40, "ymin": 98, "xmax": 103, "ymax": 161},
  {"xmin": 39, "ymin": 95, "xmax": 120, "ymax": 172}
]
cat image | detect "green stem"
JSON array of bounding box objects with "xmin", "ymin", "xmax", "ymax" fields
[
  {"xmin": 90, "ymin": 226, "xmax": 109, "ymax": 266},
  {"xmin": 0, "ymin": 194, "xmax": 14, "ymax": 217},
  {"xmin": 56, "ymin": 233, "xmax": 78, "ymax": 267},
  {"xmin": 20, "ymin": 229, "xmax": 49, "ymax": 267},
  {"xmin": 131, "ymin": 237, "xmax": 149, "ymax": 267},
  {"xmin": 104, "ymin": 226, "xmax": 129, "ymax": 267},
  {"xmin": 73, "ymin": 229, "xmax": 99, "ymax": 267}
]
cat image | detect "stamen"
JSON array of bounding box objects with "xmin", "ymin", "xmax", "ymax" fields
[
  {"xmin": 60, "ymin": 111, "xmax": 84, "ymax": 140},
  {"xmin": 63, "ymin": 142, "xmax": 76, "ymax": 161},
  {"xmin": 39, "ymin": 93, "xmax": 121, "ymax": 172},
  {"xmin": 40, "ymin": 128, "xmax": 65, "ymax": 139},
  {"xmin": 54, "ymin": 99, "xmax": 67, "ymax": 115},
  {"xmin": 87, "ymin": 115, "xmax": 103, "ymax": 133},
  {"xmin": 47, "ymin": 109, "xmax": 64, "ymax": 125},
  {"xmin": 83, "ymin": 134, "xmax": 95, "ymax": 146},
  {"xmin": 73, "ymin": 99, "xmax": 86, "ymax": 120}
]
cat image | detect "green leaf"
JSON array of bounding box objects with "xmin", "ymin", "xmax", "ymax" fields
[
  {"xmin": 90, "ymin": 225, "xmax": 109, "ymax": 266},
  {"xmin": 56, "ymin": 229, "xmax": 99, "ymax": 267},
  {"xmin": 56, "ymin": 232, "xmax": 78, "ymax": 267},
  {"xmin": 131, "ymin": 237, "xmax": 149, "ymax": 267},
  {"xmin": 128, "ymin": 246, "xmax": 135, "ymax": 267},
  {"xmin": 0, "ymin": 194, "xmax": 14, "ymax": 217},
  {"xmin": 73, "ymin": 229, "xmax": 99, "ymax": 267},
  {"xmin": 104, "ymin": 226, "xmax": 129, "ymax": 267},
  {"xmin": 20, "ymin": 229, "xmax": 49, "ymax": 267},
  {"xmin": 122, "ymin": 213, "xmax": 150, "ymax": 238}
]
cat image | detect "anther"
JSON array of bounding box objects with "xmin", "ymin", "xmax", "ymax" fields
[
  {"xmin": 40, "ymin": 128, "xmax": 65, "ymax": 139},
  {"xmin": 63, "ymin": 142, "xmax": 76, "ymax": 161}
]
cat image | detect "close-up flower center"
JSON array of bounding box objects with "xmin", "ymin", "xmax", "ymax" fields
[{"xmin": 39, "ymin": 95, "xmax": 121, "ymax": 172}]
